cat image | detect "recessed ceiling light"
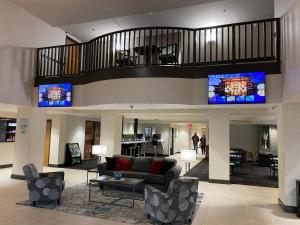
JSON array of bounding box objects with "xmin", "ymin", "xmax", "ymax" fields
[{"xmin": 92, "ymin": 28, "xmax": 95, "ymax": 31}]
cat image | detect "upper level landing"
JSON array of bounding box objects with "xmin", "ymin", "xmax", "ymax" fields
[{"xmin": 35, "ymin": 18, "xmax": 281, "ymax": 86}]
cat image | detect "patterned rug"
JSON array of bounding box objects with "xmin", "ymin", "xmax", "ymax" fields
[{"xmin": 17, "ymin": 183, "xmax": 204, "ymax": 225}]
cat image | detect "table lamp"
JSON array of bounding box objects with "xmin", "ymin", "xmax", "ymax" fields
[
  {"xmin": 181, "ymin": 149, "xmax": 196, "ymax": 172},
  {"xmin": 92, "ymin": 145, "xmax": 107, "ymax": 163}
]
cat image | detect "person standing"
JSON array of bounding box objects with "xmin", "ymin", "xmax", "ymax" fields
[
  {"xmin": 200, "ymin": 134, "xmax": 206, "ymax": 155},
  {"xmin": 191, "ymin": 132, "xmax": 200, "ymax": 154}
]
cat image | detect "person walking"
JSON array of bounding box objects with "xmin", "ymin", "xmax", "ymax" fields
[
  {"xmin": 200, "ymin": 134, "xmax": 206, "ymax": 155},
  {"xmin": 191, "ymin": 132, "xmax": 200, "ymax": 154}
]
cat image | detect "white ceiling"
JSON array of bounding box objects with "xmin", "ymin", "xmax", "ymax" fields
[
  {"xmin": 10, "ymin": 0, "xmax": 222, "ymax": 26},
  {"xmin": 10, "ymin": 0, "xmax": 274, "ymax": 42}
]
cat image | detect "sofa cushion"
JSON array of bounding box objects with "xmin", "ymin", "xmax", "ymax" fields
[
  {"xmin": 122, "ymin": 171, "xmax": 149, "ymax": 179},
  {"xmin": 150, "ymin": 159, "xmax": 164, "ymax": 174},
  {"xmin": 115, "ymin": 157, "xmax": 132, "ymax": 171},
  {"xmin": 131, "ymin": 157, "xmax": 152, "ymax": 173},
  {"xmin": 106, "ymin": 157, "xmax": 116, "ymax": 170},
  {"xmin": 145, "ymin": 174, "xmax": 165, "ymax": 185},
  {"xmin": 159, "ymin": 160, "xmax": 175, "ymax": 175}
]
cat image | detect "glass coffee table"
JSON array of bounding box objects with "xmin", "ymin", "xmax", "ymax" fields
[{"xmin": 89, "ymin": 175, "xmax": 144, "ymax": 208}]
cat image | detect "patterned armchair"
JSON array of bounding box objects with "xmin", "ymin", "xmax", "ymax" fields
[
  {"xmin": 145, "ymin": 177, "xmax": 199, "ymax": 224},
  {"xmin": 23, "ymin": 164, "xmax": 65, "ymax": 206}
]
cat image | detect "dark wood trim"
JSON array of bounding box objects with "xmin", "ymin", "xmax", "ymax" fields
[
  {"xmin": 278, "ymin": 198, "xmax": 297, "ymax": 213},
  {"xmin": 209, "ymin": 179, "xmax": 230, "ymax": 184},
  {"xmin": 11, "ymin": 174, "xmax": 25, "ymax": 180},
  {"xmin": 0, "ymin": 164, "xmax": 12, "ymax": 169},
  {"xmin": 34, "ymin": 62, "xmax": 280, "ymax": 86},
  {"xmin": 48, "ymin": 164, "xmax": 64, "ymax": 168}
]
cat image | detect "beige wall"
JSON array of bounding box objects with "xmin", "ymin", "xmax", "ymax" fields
[
  {"xmin": 0, "ymin": 0, "xmax": 66, "ymax": 107},
  {"xmin": 69, "ymin": 75, "xmax": 282, "ymax": 107}
]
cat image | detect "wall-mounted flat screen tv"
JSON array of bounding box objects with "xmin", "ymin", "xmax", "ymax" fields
[
  {"xmin": 208, "ymin": 72, "xmax": 265, "ymax": 104},
  {"xmin": 38, "ymin": 83, "xmax": 72, "ymax": 107}
]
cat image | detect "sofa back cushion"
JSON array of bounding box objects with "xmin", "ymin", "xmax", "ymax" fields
[
  {"xmin": 105, "ymin": 157, "xmax": 116, "ymax": 170},
  {"xmin": 115, "ymin": 157, "xmax": 132, "ymax": 171},
  {"xmin": 150, "ymin": 159, "xmax": 164, "ymax": 174},
  {"xmin": 131, "ymin": 157, "xmax": 152, "ymax": 173},
  {"xmin": 159, "ymin": 158, "xmax": 177, "ymax": 175}
]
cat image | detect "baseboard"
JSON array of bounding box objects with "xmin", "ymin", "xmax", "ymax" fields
[
  {"xmin": 278, "ymin": 198, "xmax": 297, "ymax": 213},
  {"xmin": 0, "ymin": 164, "xmax": 12, "ymax": 169},
  {"xmin": 209, "ymin": 179, "xmax": 230, "ymax": 184},
  {"xmin": 48, "ymin": 164, "xmax": 64, "ymax": 168},
  {"xmin": 11, "ymin": 174, "xmax": 25, "ymax": 180}
]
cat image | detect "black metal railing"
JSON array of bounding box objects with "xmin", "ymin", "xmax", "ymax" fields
[{"xmin": 36, "ymin": 18, "xmax": 280, "ymax": 78}]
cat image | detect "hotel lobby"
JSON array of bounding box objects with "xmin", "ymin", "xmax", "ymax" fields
[{"xmin": 0, "ymin": 0, "xmax": 300, "ymax": 224}]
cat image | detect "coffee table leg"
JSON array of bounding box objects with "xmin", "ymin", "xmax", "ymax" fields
[
  {"xmin": 89, "ymin": 181, "xmax": 91, "ymax": 202},
  {"xmin": 87, "ymin": 171, "xmax": 88, "ymax": 185}
]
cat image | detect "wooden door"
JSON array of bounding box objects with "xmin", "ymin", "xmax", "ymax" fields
[
  {"xmin": 43, "ymin": 120, "xmax": 52, "ymax": 166},
  {"xmin": 64, "ymin": 36, "xmax": 80, "ymax": 75},
  {"xmin": 84, "ymin": 121, "xmax": 101, "ymax": 160}
]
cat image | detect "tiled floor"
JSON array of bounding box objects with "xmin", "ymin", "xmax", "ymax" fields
[{"xmin": 0, "ymin": 155, "xmax": 299, "ymax": 225}]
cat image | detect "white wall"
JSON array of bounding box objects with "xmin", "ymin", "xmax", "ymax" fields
[
  {"xmin": 279, "ymin": 0, "xmax": 300, "ymax": 102},
  {"xmin": 171, "ymin": 124, "xmax": 191, "ymax": 154},
  {"xmin": 12, "ymin": 107, "xmax": 47, "ymax": 176},
  {"xmin": 0, "ymin": 0, "xmax": 65, "ymax": 48},
  {"xmin": 209, "ymin": 111, "xmax": 230, "ymax": 182},
  {"xmin": 230, "ymin": 124, "xmax": 259, "ymax": 152},
  {"xmin": 274, "ymin": 0, "xmax": 297, "ymax": 17},
  {"xmin": 278, "ymin": 103, "xmax": 300, "ymax": 207},
  {"xmin": 100, "ymin": 112, "xmax": 122, "ymax": 157},
  {"xmin": 0, "ymin": 0, "xmax": 66, "ymax": 107},
  {"xmin": 47, "ymin": 114, "xmax": 88, "ymax": 165}
]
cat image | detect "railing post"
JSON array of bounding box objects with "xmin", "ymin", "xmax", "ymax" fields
[
  {"xmin": 276, "ymin": 18, "xmax": 281, "ymax": 63},
  {"xmin": 109, "ymin": 34, "xmax": 114, "ymax": 68},
  {"xmin": 193, "ymin": 30, "xmax": 197, "ymax": 65},
  {"xmin": 149, "ymin": 28, "xmax": 152, "ymax": 65},
  {"xmin": 232, "ymin": 25, "xmax": 236, "ymax": 64},
  {"xmin": 35, "ymin": 48, "xmax": 40, "ymax": 77}
]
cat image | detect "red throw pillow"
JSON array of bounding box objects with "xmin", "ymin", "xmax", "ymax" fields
[
  {"xmin": 151, "ymin": 160, "xmax": 163, "ymax": 174},
  {"xmin": 115, "ymin": 157, "xmax": 132, "ymax": 171}
]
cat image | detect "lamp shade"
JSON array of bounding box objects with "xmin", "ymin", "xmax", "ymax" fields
[
  {"xmin": 92, "ymin": 145, "xmax": 107, "ymax": 156},
  {"xmin": 181, "ymin": 150, "xmax": 197, "ymax": 161}
]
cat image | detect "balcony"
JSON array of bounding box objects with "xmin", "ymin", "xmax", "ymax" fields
[{"xmin": 35, "ymin": 18, "xmax": 280, "ymax": 86}]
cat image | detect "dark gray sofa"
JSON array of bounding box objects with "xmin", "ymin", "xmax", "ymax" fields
[{"xmin": 97, "ymin": 155, "xmax": 182, "ymax": 192}]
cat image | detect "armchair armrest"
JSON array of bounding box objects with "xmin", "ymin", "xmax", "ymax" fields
[
  {"xmin": 145, "ymin": 185, "xmax": 170, "ymax": 201},
  {"xmin": 97, "ymin": 162, "xmax": 107, "ymax": 175},
  {"xmin": 165, "ymin": 165, "xmax": 182, "ymax": 189},
  {"xmin": 40, "ymin": 171, "xmax": 65, "ymax": 180}
]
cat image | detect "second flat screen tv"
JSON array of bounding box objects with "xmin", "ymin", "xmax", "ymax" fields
[
  {"xmin": 38, "ymin": 83, "xmax": 72, "ymax": 107},
  {"xmin": 208, "ymin": 72, "xmax": 265, "ymax": 104}
]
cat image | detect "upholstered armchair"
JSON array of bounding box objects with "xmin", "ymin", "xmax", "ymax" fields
[
  {"xmin": 145, "ymin": 177, "xmax": 199, "ymax": 224},
  {"xmin": 23, "ymin": 164, "xmax": 65, "ymax": 206}
]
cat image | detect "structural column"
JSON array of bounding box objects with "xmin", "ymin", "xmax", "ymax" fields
[
  {"xmin": 12, "ymin": 107, "xmax": 47, "ymax": 178},
  {"xmin": 278, "ymin": 103, "xmax": 300, "ymax": 210},
  {"xmin": 100, "ymin": 112, "xmax": 122, "ymax": 157},
  {"xmin": 208, "ymin": 111, "xmax": 230, "ymax": 183}
]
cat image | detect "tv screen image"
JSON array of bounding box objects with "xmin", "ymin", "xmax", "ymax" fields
[
  {"xmin": 208, "ymin": 72, "xmax": 265, "ymax": 104},
  {"xmin": 38, "ymin": 83, "xmax": 72, "ymax": 107}
]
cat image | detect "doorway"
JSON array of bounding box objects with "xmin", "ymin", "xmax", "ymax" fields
[
  {"xmin": 84, "ymin": 121, "xmax": 101, "ymax": 160},
  {"xmin": 43, "ymin": 120, "xmax": 52, "ymax": 166}
]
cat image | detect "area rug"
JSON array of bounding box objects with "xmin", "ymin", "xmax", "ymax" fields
[{"xmin": 17, "ymin": 183, "xmax": 204, "ymax": 225}]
